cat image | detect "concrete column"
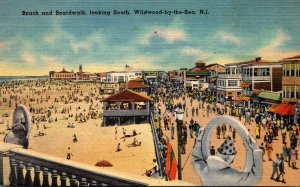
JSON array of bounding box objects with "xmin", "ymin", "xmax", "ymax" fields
[
  {"xmin": 17, "ymin": 161, "xmax": 25, "ymax": 186},
  {"xmin": 60, "ymin": 172, "xmax": 67, "ymax": 186},
  {"xmin": 33, "ymin": 165, "xmax": 41, "ymax": 186},
  {"xmin": 24, "ymin": 163, "xmax": 33, "ymax": 186},
  {"xmin": 79, "ymin": 177, "xmax": 88, "ymax": 186},
  {"xmin": 42, "ymin": 167, "xmax": 49, "ymax": 186},
  {"xmin": 51, "ymin": 170, "xmax": 58, "ymax": 186},
  {"xmin": 70, "ymin": 175, "xmax": 78, "ymax": 186},
  {"xmin": 9, "ymin": 158, "xmax": 17, "ymax": 186}
]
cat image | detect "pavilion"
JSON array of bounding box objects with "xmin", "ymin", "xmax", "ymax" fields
[{"xmin": 101, "ymin": 89, "xmax": 151, "ymax": 126}]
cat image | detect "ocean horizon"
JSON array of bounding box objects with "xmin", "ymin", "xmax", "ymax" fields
[{"xmin": 0, "ymin": 76, "xmax": 48, "ymax": 83}]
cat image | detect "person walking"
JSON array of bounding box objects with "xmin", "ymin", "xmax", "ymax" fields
[
  {"xmin": 278, "ymin": 154, "xmax": 285, "ymax": 183},
  {"xmin": 171, "ymin": 123, "xmax": 175, "ymax": 139},
  {"xmin": 267, "ymin": 142, "xmax": 274, "ymax": 161},
  {"xmin": 291, "ymin": 147, "xmax": 297, "ymax": 168},
  {"xmin": 189, "ymin": 122, "xmax": 193, "ymax": 138},
  {"xmin": 270, "ymin": 153, "xmax": 280, "ymax": 180},
  {"xmin": 66, "ymin": 147, "xmax": 73, "ymax": 160},
  {"xmin": 115, "ymin": 125, "xmax": 118, "ymax": 140},
  {"xmin": 216, "ymin": 125, "xmax": 221, "ymax": 139}
]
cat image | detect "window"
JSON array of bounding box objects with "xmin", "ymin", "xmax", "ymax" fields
[
  {"xmin": 237, "ymin": 92, "xmax": 241, "ymax": 95},
  {"xmin": 254, "ymin": 68, "xmax": 258, "ymax": 76},
  {"xmin": 296, "ymin": 85, "xmax": 300, "ymax": 99},
  {"xmin": 228, "ymin": 80, "xmax": 238, "ymax": 87},
  {"xmin": 284, "ymin": 85, "xmax": 295, "ymax": 99},
  {"xmin": 291, "ymin": 63, "xmax": 295, "ymax": 77}
]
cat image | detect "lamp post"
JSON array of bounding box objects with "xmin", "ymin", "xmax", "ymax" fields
[{"xmin": 175, "ymin": 108, "xmax": 184, "ymax": 180}]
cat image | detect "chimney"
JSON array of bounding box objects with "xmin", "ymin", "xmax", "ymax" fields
[{"xmin": 255, "ymin": 57, "xmax": 261, "ymax": 62}]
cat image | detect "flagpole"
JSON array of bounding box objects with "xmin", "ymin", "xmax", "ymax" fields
[{"xmin": 126, "ymin": 65, "xmax": 128, "ymax": 90}]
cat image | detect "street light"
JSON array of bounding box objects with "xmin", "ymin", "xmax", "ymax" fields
[{"xmin": 175, "ymin": 108, "xmax": 184, "ymax": 180}]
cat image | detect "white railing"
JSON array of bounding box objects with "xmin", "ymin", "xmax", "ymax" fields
[
  {"xmin": 243, "ymin": 76, "xmax": 271, "ymax": 81},
  {"xmin": 218, "ymin": 74, "xmax": 242, "ymax": 79},
  {"xmin": 0, "ymin": 142, "xmax": 191, "ymax": 186}
]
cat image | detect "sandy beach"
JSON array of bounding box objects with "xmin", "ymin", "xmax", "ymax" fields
[{"xmin": 0, "ymin": 80, "xmax": 155, "ymax": 179}]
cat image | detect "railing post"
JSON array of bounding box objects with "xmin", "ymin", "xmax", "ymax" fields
[
  {"xmin": 17, "ymin": 161, "xmax": 25, "ymax": 186},
  {"xmin": 51, "ymin": 170, "xmax": 58, "ymax": 186},
  {"xmin": 42, "ymin": 167, "xmax": 49, "ymax": 186},
  {"xmin": 90, "ymin": 180, "xmax": 97, "ymax": 186},
  {"xmin": 79, "ymin": 177, "xmax": 88, "ymax": 186},
  {"xmin": 60, "ymin": 172, "xmax": 67, "ymax": 186},
  {"xmin": 33, "ymin": 165, "xmax": 41, "ymax": 186},
  {"xmin": 9, "ymin": 158, "xmax": 17, "ymax": 186},
  {"xmin": 24, "ymin": 162, "xmax": 33, "ymax": 186},
  {"xmin": 70, "ymin": 175, "xmax": 78, "ymax": 186}
]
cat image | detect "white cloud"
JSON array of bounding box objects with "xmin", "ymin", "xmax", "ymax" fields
[
  {"xmin": 70, "ymin": 41, "xmax": 92, "ymax": 54},
  {"xmin": 142, "ymin": 28, "xmax": 187, "ymax": 45},
  {"xmin": 40, "ymin": 55, "xmax": 63, "ymax": 68},
  {"xmin": 215, "ymin": 32, "xmax": 241, "ymax": 45},
  {"xmin": 44, "ymin": 35, "xmax": 57, "ymax": 43},
  {"xmin": 22, "ymin": 51, "xmax": 36, "ymax": 65},
  {"xmin": 254, "ymin": 30, "xmax": 299, "ymax": 60},
  {"xmin": 180, "ymin": 47, "xmax": 213, "ymax": 59},
  {"xmin": 70, "ymin": 31, "xmax": 104, "ymax": 54},
  {"xmin": 206, "ymin": 56, "xmax": 237, "ymax": 65}
]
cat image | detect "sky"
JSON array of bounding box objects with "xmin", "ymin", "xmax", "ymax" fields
[{"xmin": 0, "ymin": 0, "xmax": 300, "ymax": 76}]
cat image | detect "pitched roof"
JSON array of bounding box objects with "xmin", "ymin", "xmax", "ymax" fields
[
  {"xmin": 134, "ymin": 77, "xmax": 144, "ymax": 82},
  {"xmin": 226, "ymin": 59, "xmax": 275, "ymax": 66},
  {"xmin": 283, "ymin": 55, "xmax": 300, "ymax": 60},
  {"xmin": 119, "ymin": 80, "xmax": 146, "ymax": 89},
  {"xmin": 102, "ymin": 89, "xmax": 151, "ymax": 102}
]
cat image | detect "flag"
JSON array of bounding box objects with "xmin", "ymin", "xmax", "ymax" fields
[{"xmin": 165, "ymin": 143, "xmax": 177, "ymax": 180}]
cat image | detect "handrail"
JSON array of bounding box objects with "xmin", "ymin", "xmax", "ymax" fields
[{"xmin": 149, "ymin": 112, "xmax": 163, "ymax": 177}]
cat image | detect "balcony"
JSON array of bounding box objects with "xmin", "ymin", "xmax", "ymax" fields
[
  {"xmin": 218, "ymin": 74, "xmax": 241, "ymax": 79},
  {"xmin": 243, "ymin": 76, "xmax": 271, "ymax": 81}
]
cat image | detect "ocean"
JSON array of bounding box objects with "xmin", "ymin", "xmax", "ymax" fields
[{"xmin": 0, "ymin": 76, "xmax": 48, "ymax": 83}]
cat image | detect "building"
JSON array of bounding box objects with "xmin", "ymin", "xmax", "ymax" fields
[
  {"xmin": 217, "ymin": 63, "xmax": 242, "ymax": 103},
  {"xmin": 49, "ymin": 68, "xmax": 76, "ymax": 80},
  {"xmin": 99, "ymin": 83, "xmax": 118, "ymax": 95},
  {"xmin": 106, "ymin": 71, "xmax": 142, "ymax": 83},
  {"xmin": 280, "ymin": 55, "xmax": 300, "ymax": 123},
  {"xmin": 239, "ymin": 57, "xmax": 282, "ymax": 109},
  {"xmin": 49, "ymin": 65, "xmax": 99, "ymax": 81},
  {"xmin": 142, "ymin": 70, "xmax": 167, "ymax": 83},
  {"xmin": 185, "ymin": 61, "xmax": 209, "ymax": 91},
  {"xmin": 205, "ymin": 63, "xmax": 225, "ymax": 97},
  {"xmin": 102, "ymin": 89, "xmax": 151, "ymax": 126},
  {"xmin": 119, "ymin": 80, "xmax": 148, "ymax": 94}
]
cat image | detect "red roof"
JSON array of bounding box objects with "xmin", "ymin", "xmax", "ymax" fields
[
  {"xmin": 102, "ymin": 89, "xmax": 151, "ymax": 102},
  {"xmin": 99, "ymin": 72, "xmax": 106, "ymax": 78},
  {"xmin": 268, "ymin": 103, "xmax": 295, "ymax": 116},
  {"xmin": 283, "ymin": 55, "xmax": 300, "ymax": 60},
  {"xmin": 134, "ymin": 77, "xmax": 144, "ymax": 82},
  {"xmin": 191, "ymin": 67, "xmax": 203, "ymax": 72},
  {"xmin": 119, "ymin": 80, "xmax": 146, "ymax": 89}
]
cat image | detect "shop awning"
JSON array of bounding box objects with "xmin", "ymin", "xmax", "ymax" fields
[
  {"xmin": 241, "ymin": 96, "xmax": 251, "ymax": 101},
  {"xmin": 258, "ymin": 92, "xmax": 281, "ymax": 102},
  {"xmin": 267, "ymin": 103, "xmax": 280, "ymax": 113},
  {"xmin": 199, "ymin": 86, "xmax": 207, "ymax": 92},
  {"xmin": 268, "ymin": 103, "xmax": 295, "ymax": 116},
  {"xmin": 240, "ymin": 82, "xmax": 251, "ymax": 88}
]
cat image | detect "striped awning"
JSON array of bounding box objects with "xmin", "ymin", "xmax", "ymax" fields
[
  {"xmin": 268, "ymin": 103, "xmax": 280, "ymax": 113},
  {"xmin": 241, "ymin": 96, "xmax": 251, "ymax": 101},
  {"xmin": 268, "ymin": 103, "xmax": 295, "ymax": 116},
  {"xmin": 240, "ymin": 82, "xmax": 251, "ymax": 88}
]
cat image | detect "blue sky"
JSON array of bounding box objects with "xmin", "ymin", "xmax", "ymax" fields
[{"xmin": 0, "ymin": 0, "xmax": 299, "ymax": 75}]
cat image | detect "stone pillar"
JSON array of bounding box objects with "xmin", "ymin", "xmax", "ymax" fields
[
  {"xmin": 9, "ymin": 158, "xmax": 17, "ymax": 186},
  {"xmin": 33, "ymin": 165, "xmax": 41, "ymax": 186},
  {"xmin": 60, "ymin": 172, "xmax": 67, "ymax": 186},
  {"xmin": 79, "ymin": 177, "xmax": 88, "ymax": 186},
  {"xmin": 42, "ymin": 167, "xmax": 49, "ymax": 186},
  {"xmin": 17, "ymin": 161, "xmax": 25, "ymax": 186},
  {"xmin": 70, "ymin": 175, "xmax": 78, "ymax": 186},
  {"xmin": 0, "ymin": 151, "xmax": 10, "ymax": 186},
  {"xmin": 90, "ymin": 180, "xmax": 97, "ymax": 186},
  {"xmin": 24, "ymin": 163, "xmax": 33, "ymax": 186},
  {"xmin": 51, "ymin": 170, "xmax": 58, "ymax": 186}
]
